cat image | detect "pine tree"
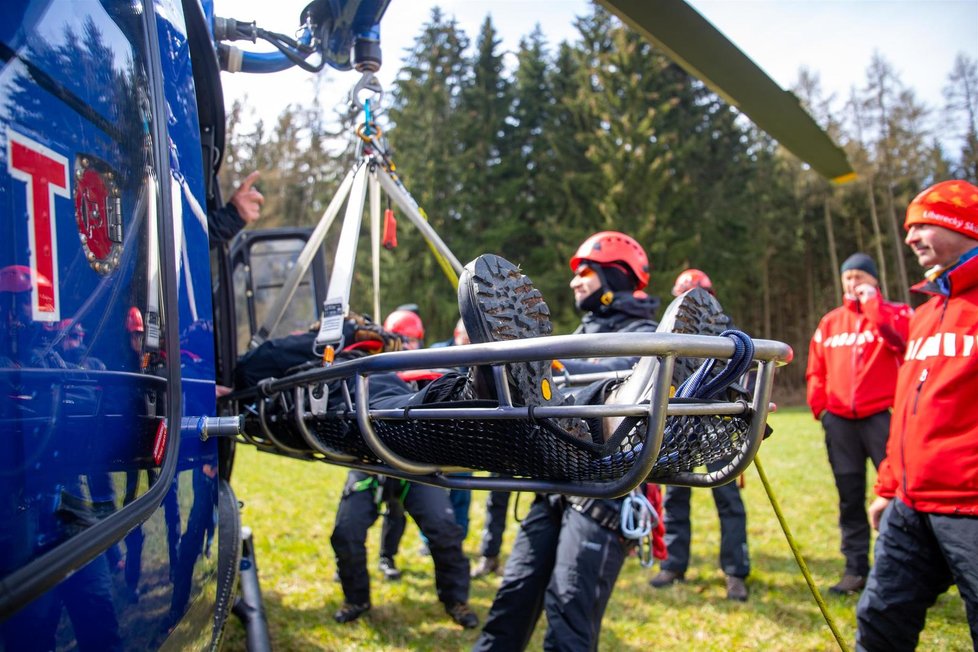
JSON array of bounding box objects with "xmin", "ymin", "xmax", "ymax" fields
[
  {"xmin": 380, "ymin": 8, "xmax": 472, "ymax": 338},
  {"xmin": 944, "ymin": 53, "xmax": 978, "ymax": 181}
]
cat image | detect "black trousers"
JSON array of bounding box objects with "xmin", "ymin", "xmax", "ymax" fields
[
  {"xmin": 379, "ymin": 498, "xmax": 406, "ymax": 559},
  {"xmin": 822, "ymin": 410, "xmax": 890, "ymax": 576},
  {"xmin": 330, "ymin": 470, "xmax": 469, "ymax": 606},
  {"xmin": 856, "ymin": 498, "xmax": 978, "ymax": 651},
  {"xmin": 473, "ymin": 495, "xmax": 627, "ymax": 652},
  {"xmin": 661, "ymin": 456, "xmax": 750, "ymax": 578},
  {"xmin": 479, "ymin": 488, "xmax": 511, "ymax": 558}
]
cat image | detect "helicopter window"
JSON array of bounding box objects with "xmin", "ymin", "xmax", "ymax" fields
[
  {"xmin": 0, "ymin": 0, "xmax": 172, "ymax": 578},
  {"xmin": 232, "ymin": 235, "xmax": 321, "ymax": 356}
]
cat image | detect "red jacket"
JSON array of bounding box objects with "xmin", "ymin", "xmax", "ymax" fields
[
  {"xmin": 806, "ymin": 292, "xmax": 912, "ymax": 420},
  {"xmin": 875, "ymin": 253, "xmax": 978, "ymax": 515}
]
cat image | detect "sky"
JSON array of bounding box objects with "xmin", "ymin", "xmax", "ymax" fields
[{"xmin": 216, "ymin": 1, "xmax": 978, "ymax": 137}]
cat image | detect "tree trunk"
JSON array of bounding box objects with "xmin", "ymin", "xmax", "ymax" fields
[
  {"xmin": 761, "ymin": 248, "xmax": 771, "ymax": 340},
  {"xmin": 864, "ymin": 176, "xmax": 890, "ymax": 295},
  {"xmin": 883, "ymin": 180, "xmax": 911, "ymax": 303},
  {"xmin": 823, "ymin": 197, "xmax": 841, "ymax": 299}
]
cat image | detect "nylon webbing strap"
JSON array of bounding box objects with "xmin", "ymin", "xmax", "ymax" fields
[{"xmin": 351, "ymin": 476, "xmax": 378, "ymax": 493}]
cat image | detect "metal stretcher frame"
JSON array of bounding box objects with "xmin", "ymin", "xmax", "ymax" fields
[{"xmin": 229, "ymin": 331, "xmax": 791, "ymax": 498}]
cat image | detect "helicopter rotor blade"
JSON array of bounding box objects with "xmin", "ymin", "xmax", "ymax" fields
[{"xmin": 599, "ymin": 0, "xmax": 855, "ymax": 183}]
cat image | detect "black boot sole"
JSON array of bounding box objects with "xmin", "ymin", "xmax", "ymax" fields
[
  {"xmin": 657, "ymin": 287, "xmax": 732, "ymax": 388},
  {"xmin": 458, "ymin": 254, "xmax": 556, "ymax": 407}
]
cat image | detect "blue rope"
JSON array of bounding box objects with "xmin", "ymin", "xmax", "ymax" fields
[
  {"xmin": 590, "ymin": 329, "xmax": 755, "ymax": 471},
  {"xmin": 675, "ymin": 330, "xmax": 754, "ymax": 400}
]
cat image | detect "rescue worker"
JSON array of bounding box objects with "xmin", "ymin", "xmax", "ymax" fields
[
  {"xmin": 651, "ymin": 268, "xmax": 751, "ymax": 601},
  {"xmin": 473, "ymin": 233, "xmax": 662, "ymax": 578},
  {"xmin": 377, "ymin": 308, "xmax": 425, "ymax": 581},
  {"xmin": 383, "ymin": 308, "xmax": 425, "ymax": 350},
  {"xmin": 0, "ymin": 265, "xmax": 63, "ymax": 368},
  {"xmin": 857, "ymin": 180, "xmax": 978, "ymax": 649},
  {"xmin": 806, "ymin": 252, "xmax": 911, "ymax": 595},
  {"xmin": 330, "ymin": 470, "xmax": 478, "ymax": 627},
  {"xmin": 57, "ymin": 320, "xmax": 106, "ymax": 370},
  {"xmin": 671, "ymin": 268, "xmax": 713, "ymax": 297},
  {"xmin": 327, "ymin": 312, "xmax": 478, "ymax": 628},
  {"xmin": 473, "ymin": 233, "xmax": 729, "ymax": 650},
  {"xmin": 208, "ymin": 170, "xmax": 264, "ymax": 243}
]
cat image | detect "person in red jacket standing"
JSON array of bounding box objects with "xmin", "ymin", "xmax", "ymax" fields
[
  {"xmin": 805, "ymin": 252, "xmax": 912, "ymax": 595},
  {"xmin": 857, "ymin": 180, "xmax": 978, "ymax": 651}
]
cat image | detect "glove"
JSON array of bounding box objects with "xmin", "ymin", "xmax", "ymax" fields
[{"xmin": 345, "ymin": 311, "xmax": 403, "ymax": 353}]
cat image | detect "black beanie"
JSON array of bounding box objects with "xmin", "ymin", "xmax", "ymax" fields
[{"xmin": 840, "ymin": 252, "xmax": 878, "ymax": 280}]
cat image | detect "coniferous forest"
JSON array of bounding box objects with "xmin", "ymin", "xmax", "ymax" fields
[{"xmin": 219, "ymin": 6, "xmax": 978, "ymax": 398}]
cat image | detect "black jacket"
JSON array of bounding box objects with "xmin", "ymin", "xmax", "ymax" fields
[{"xmin": 562, "ymin": 291, "xmax": 660, "ymax": 374}]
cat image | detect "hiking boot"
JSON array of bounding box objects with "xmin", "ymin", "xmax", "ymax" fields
[
  {"xmin": 649, "ymin": 569, "xmax": 685, "ymax": 588},
  {"xmin": 378, "ymin": 555, "xmax": 401, "ymax": 581},
  {"xmin": 726, "ymin": 575, "xmax": 749, "ymax": 602},
  {"xmin": 458, "ymin": 254, "xmax": 589, "ymax": 441},
  {"xmin": 446, "ymin": 601, "xmax": 480, "ymax": 629},
  {"xmin": 333, "ymin": 602, "xmax": 370, "ymax": 623},
  {"xmin": 471, "ymin": 555, "xmax": 500, "ymax": 579},
  {"xmin": 605, "ymin": 287, "xmax": 731, "ymax": 434},
  {"xmin": 828, "ymin": 574, "xmax": 866, "ymax": 595}
]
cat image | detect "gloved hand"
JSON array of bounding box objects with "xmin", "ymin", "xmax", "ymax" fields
[{"xmin": 345, "ymin": 311, "xmax": 403, "ymax": 353}]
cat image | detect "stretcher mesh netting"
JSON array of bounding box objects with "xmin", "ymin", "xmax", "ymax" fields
[{"xmin": 244, "ymin": 397, "xmax": 751, "ymax": 482}]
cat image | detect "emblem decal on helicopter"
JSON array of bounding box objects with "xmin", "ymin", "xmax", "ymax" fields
[{"xmin": 74, "ymin": 155, "xmax": 123, "ymax": 275}]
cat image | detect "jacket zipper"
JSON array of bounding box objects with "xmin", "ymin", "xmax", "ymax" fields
[
  {"xmin": 900, "ymin": 368, "xmax": 927, "ymax": 507},
  {"xmin": 911, "ymin": 368, "xmax": 927, "ymax": 415}
]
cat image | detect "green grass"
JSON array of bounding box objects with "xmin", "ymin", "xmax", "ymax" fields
[{"xmin": 221, "ymin": 407, "xmax": 971, "ymax": 651}]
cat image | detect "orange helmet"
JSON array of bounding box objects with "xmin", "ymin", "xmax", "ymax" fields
[
  {"xmin": 0, "ymin": 264, "xmax": 52, "ymax": 293},
  {"xmin": 126, "ymin": 306, "xmax": 144, "ymax": 333},
  {"xmin": 384, "ymin": 309, "xmax": 424, "ymax": 340},
  {"xmin": 672, "ymin": 268, "xmax": 713, "ymax": 296},
  {"xmin": 569, "ymin": 231, "xmax": 649, "ymax": 290}
]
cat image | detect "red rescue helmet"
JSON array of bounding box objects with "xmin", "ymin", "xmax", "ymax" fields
[
  {"xmin": 0, "ymin": 264, "xmax": 52, "ymax": 294},
  {"xmin": 569, "ymin": 231, "xmax": 649, "ymax": 290},
  {"xmin": 453, "ymin": 318, "xmax": 469, "ymax": 345},
  {"xmin": 384, "ymin": 309, "xmax": 425, "ymax": 340},
  {"xmin": 59, "ymin": 319, "xmax": 85, "ymax": 337},
  {"xmin": 672, "ymin": 268, "xmax": 713, "ymax": 296},
  {"xmin": 126, "ymin": 306, "xmax": 144, "ymax": 333}
]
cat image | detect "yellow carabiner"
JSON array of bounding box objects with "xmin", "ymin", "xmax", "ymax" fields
[{"xmin": 356, "ymin": 122, "xmax": 382, "ymax": 144}]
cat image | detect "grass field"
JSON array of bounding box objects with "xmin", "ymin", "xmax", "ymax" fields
[{"xmin": 222, "ymin": 406, "xmax": 971, "ymax": 651}]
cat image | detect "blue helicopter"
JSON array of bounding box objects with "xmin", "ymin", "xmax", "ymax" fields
[{"xmin": 0, "ymin": 0, "xmax": 844, "ymax": 649}]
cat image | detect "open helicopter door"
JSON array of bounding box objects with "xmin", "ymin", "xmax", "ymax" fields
[{"xmin": 227, "ymin": 228, "xmax": 330, "ymax": 360}]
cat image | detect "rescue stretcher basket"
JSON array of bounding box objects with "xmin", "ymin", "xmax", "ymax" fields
[{"xmin": 228, "ymin": 332, "xmax": 792, "ymax": 498}]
